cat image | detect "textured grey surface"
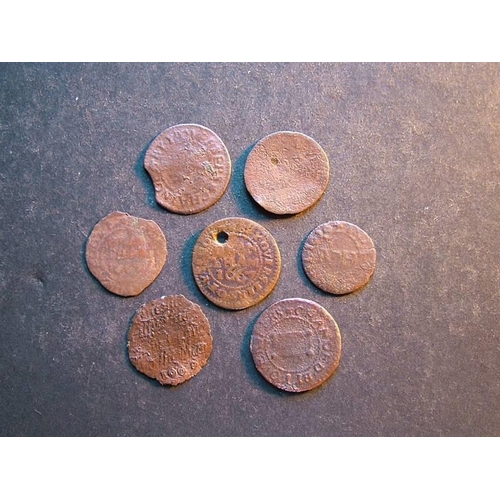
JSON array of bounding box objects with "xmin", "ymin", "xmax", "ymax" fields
[{"xmin": 1, "ymin": 63, "xmax": 499, "ymax": 436}]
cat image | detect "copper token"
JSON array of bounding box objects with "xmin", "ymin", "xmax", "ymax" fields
[
  {"xmin": 250, "ymin": 298, "xmax": 342, "ymax": 392},
  {"xmin": 127, "ymin": 295, "xmax": 213, "ymax": 385},
  {"xmin": 302, "ymin": 221, "xmax": 376, "ymax": 294},
  {"xmin": 244, "ymin": 131, "xmax": 329, "ymax": 214},
  {"xmin": 144, "ymin": 123, "xmax": 231, "ymax": 214},
  {"xmin": 85, "ymin": 211, "xmax": 167, "ymax": 297},
  {"xmin": 192, "ymin": 217, "xmax": 281, "ymax": 310}
]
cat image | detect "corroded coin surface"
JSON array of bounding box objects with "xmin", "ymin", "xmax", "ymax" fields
[
  {"xmin": 244, "ymin": 131, "xmax": 329, "ymax": 214},
  {"xmin": 144, "ymin": 123, "xmax": 231, "ymax": 214},
  {"xmin": 302, "ymin": 221, "xmax": 376, "ymax": 295},
  {"xmin": 85, "ymin": 211, "xmax": 167, "ymax": 297},
  {"xmin": 127, "ymin": 295, "xmax": 213, "ymax": 385},
  {"xmin": 250, "ymin": 298, "xmax": 342, "ymax": 392},
  {"xmin": 192, "ymin": 217, "xmax": 281, "ymax": 310}
]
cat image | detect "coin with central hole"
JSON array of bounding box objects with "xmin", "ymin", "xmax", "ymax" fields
[
  {"xmin": 244, "ymin": 131, "xmax": 329, "ymax": 214},
  {"xmin": 250, "ymin": 298, "xmax": 342, "ymax": 392},
  {"xmin": 127, "ymin": 295, "xmax": 213, "ymax": 386},
  {"xmin": 144, "ymin": 123, "xmax": 231, "ymax": 214},
  {"xmin": 85, "ymin": 211, "xmax": 167, "ymax": 297},
  {"xmin": 192, "ymin": 217, "xmax": 281, "ymax": 310}
]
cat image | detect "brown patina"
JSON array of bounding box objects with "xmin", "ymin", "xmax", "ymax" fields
[
  {"xmin": 250, "ymin": 298, "xmax": 342, "ymax": 392},
  {"xmin": 85, "ymin": 211, "xmax": 167, "ymax": 297},
  {"xmin": 192, "ymin": 217, "xmax": 281, "ymax": 310},
  {"xmin": 127, "ymin": 295, "xmax": 213, "ymax": 385},
  {"xmin": 144, "ymin": 123, "xmax": 231, "ymax": 214},
  {"xmin": 302, "ymin": 221, "xmax": 376, "ymax": 294},
  {"xmin": 244, "ymin": 131, "xmax": 329, "ymax": 215}
]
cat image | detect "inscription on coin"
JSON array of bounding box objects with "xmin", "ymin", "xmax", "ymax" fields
[
  {"xmin": 302, "ymin": 221, "xmax": 376, "ymax": 294},
  {"xmin": 144, "ymin": 123, "xmax": 231, "ymax": 214},
  {"xmin": 250, "ymin": 298, "xmax": 342, "ymax": 392},
  {"xmin": 85, "ymin": 211, "xmax": 167, "ymax": 297},
  {"xmin": 244, "ymin": 131, "xmax": 329, "ymax": 214},
  {"xmin": 192, "ymin": 217, "xmax": 281, "ymax": 310},
  {"xmin": 127, "ymin": 295, "xmax": 213, "ymax": 385}
]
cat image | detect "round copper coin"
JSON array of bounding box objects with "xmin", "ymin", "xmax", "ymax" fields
[
  {"xmin": 244, "ymin": 131, "xmax": 329, "ymax": 215},
  {"xmin": 302, "ymin": 221, "xmax": 376, "ymax": 295},
  {"xmin": 144, "ymin": 123, "xmax": 231, "ymax": 214},
  {"xmin": 127, "ymin": 295, "xmax": 213, "ymax": 385},
  {"xmin": 85, "ymin": 211, "xmax": 167, "ymax": 297},
  {"xmin": 250, "ymin": 298, "xmax": 342, "ymax": 392},
  {"xmin": 192, "ymin": 217, "xmax": 281, "ymax": 310}
]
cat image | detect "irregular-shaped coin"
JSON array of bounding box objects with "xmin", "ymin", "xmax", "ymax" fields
[
  {"xmin": 250, "ymin": 298, "xmax": 342, "ymax": 392},
  {"xmin": 85, "ymin": 211, "xmax": 167, "ymax": 297},
  {"xmin": 192, "ymin": 217, "xmax": 281, "ymax": 310},
  {"xmin": 244, "ymin": 131, "xmax": 329, "ymax": 214},
  {"xmin": 302, "ymin": 221, "xmax": 376, "ymax": 294},
  {"xmin": 127, "ymin": 295, "xmax": 213, "ymax": 386},
  {"xmin": 144, "ymin": 123, "xmax": 231, "ymax": 214}
]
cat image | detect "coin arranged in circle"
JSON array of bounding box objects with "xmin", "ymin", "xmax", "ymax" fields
[
  {"xmin": 85, "ymin": 211, "xmax": 167, "ymax": 297},
  {"xmin": 127, "ymin": 295, "xmax": 213, "ymax": 386},
  {"xmin": 302, "ymin": 221, "xmax": 376, "ymax": 295},
  {"xmin": 192, "ymin": 217, "xmax": 281, "ymax": 310},
  {"xmin": 144, "ymin": 123, "xmax": 232, "ymax": 214},
  {"xmin": 244, "ymin": 131, "xmax": 329, "ymax": 215},
  {"xmin": 250, "ymin": 298, "xmax": 342, "ymax": 392}
]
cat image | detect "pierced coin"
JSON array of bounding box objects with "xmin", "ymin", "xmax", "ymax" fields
[
  {"xmin": 192, "ymin": 217, "xmax": 281, "ymax": 310},
  {"xmin": 244, "ymin": 131, "xmax": 329, "ymax": 215}
]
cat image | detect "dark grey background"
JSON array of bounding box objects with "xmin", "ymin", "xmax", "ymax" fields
[{"xmin": 1, "ymin": 63, "xmax": 498, "ymax": 436}]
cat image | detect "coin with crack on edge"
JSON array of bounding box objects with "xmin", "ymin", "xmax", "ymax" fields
[
  {"xmin": 144, "ymin": 123, "xmax": 232, "ymax": 214},
  {"xmin": 192, "ymin": 217, "xmax": 281, "ymax": 310},
  {"xmin": 127, "ymin": 295, "xmax": 213, "ymax": 386}
]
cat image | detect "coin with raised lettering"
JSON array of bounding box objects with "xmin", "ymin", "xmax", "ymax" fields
[
  {"xmin": 127, "ymin": 295, "xmax": 213, "ymax": 386},
  {"xmin": 250, "ymin": 298, "xmax": 342, "ymax": 392},
  {"xmin": 144, "ymin": 123, "xmax": 231, "ymax": 214},
  {"xmin": 192, "ymin": 217, "xmax": 281, "ymax": 310},
  {"xmin": 244, "ymin": 131, "xmax": 329, "ymax": 215},
  {"xmin": 302, "ymin": 221, "xmax": 376, "ymax": 295},
  {"xmin": 85, "ymin": 211, "xmax": 167, "ymax": 297}
]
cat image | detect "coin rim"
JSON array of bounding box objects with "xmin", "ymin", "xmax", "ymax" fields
[
  {"xmin": 144, "ymin": 123, "xmax": 232, "ymax": 215},
  {"xmin": 244, "ymin": 130, "xmax": 330, "ymax": 215}
]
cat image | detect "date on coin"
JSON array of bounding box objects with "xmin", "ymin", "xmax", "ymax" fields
[
  {"xmin": 192, "ymin": 217, "xmax": 281, "ymax": 310},
  {"xmin": 127, "ymin": 295, "xmax": 213, "ymax": 385}
]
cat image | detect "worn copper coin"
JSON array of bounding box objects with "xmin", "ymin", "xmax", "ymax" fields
[
  {"xmin": 244, "ymin": 131, "xmax": 329, "ymax": 215},
  {"xmin": 302, "ymin": 221, "xmax": 376, "ymax": 295},
  {"xmin": 192, "ymin": 217, "xmax": 281, "ymax": 310},
  {"xmin": 144, "ymin": 123, "xmax": 231, "ymax": 214},
  {"xmin": 127, "ymin": 295, "xmax": 213, "ymax": 385},
  {"xmin": 250, "ymin": 298, "xmax": 342, "ymax": 392},
  {"xmin": 85, "ymin": 211, "xmax": 167, "ymax": 297}
]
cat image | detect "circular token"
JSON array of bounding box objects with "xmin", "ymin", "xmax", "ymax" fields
[
  {"xmin": 302, "ymin": 221, "xmax": 376, "ymax": 295},
  {"xmin": 144, "ymin": 123, "xmax": 231, "ymax": 214},
  {"xmin": 85, "ymin": 211, "xmax": 167, "ymax": 297},
  {"xmin": 127, "ymin": 295, "xmax": 213, "ymax": 385},
  {"xmin": 192, "ymin": 217, "xmax": 281, "ymax": 310},
  {"xmin": 244, "ymin": 131, "xmax": 329, "ymax": 214},
  {"xmin": 250, "ymin": 298, "xmax": 342, "ymax": 392}
]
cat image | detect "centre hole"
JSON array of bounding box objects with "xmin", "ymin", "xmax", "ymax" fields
[
  {"xmin": 271, "ymin": 157, "xmax": 279, "ymax": 165},
  {"xmin": 216, "ymin": 231, "xmax": 229, "ymax": 244}
]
